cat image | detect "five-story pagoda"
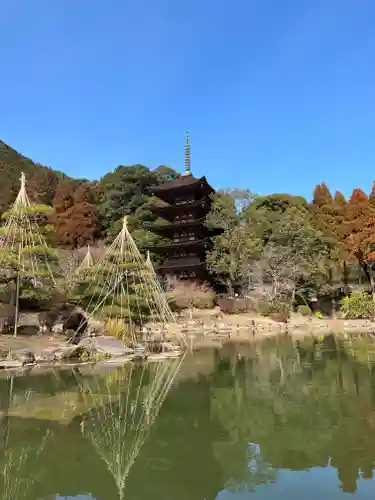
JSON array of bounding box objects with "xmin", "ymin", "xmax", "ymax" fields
[{"xmin": 145, "ymin": 133, "xmax": 215, "ymax": 284}]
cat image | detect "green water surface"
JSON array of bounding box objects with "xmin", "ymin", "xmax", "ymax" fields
[{"xmin": 1, "ymin": 334, "xmax": 375, "ymax": 499}]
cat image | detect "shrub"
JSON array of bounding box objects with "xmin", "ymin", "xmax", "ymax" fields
[
  {"xmin": 105, "ymin": 318, "xmax": 134, "ymax": 342},
  {"xmin": 193, "ymin": 293, "xmax": 216, "ymax": 309},
  {"xmin": 340, "ymin": 291, "xmax": 375, "ymax": 319},
  {"xmin": 257, "ymin": 301, "xmax": 273, "ymax": 316},
  {"xmin": 166, "ymin": 279, "xmax": 216, "ymax": 313},
  {"xmin": 297, "ymin": 305, "xmax": 312, "ymax": 316},
  {"xmin": 219, "ymin": 297, "xmax": 253, "ymax": 314},
  {"xmin": 167, "ymin": 291, "xmax": 216, "ymax": 310},
  {"xmin": 270, "ymin": 310, "xmax": 290, "ymax": 323},
  {"xmin": 258, "ymin": 300, "xmax": 290, "ymax": 322}
]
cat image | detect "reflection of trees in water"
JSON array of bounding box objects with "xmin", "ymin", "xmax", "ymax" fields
[
  {"xmin": 124, "ymin": 373, "xmax": 225, "ymax": 500},
  {"xmin": 76, "ymin": 357, "xmax": 184, "ymax": 500},
  {"xmin": 211, "ymin": 335, "xmax": 375, "ymax": 494},
  {"xmin": 0, "ymin": 376, "xmax": 52, "ymax": 500}
]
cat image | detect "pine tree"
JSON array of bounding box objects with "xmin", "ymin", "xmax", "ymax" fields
[
  {"xmin": 0, "ymin": 174, "xmax": 61, "ymax": 331},
  {"xmin": 70, "ymin": 218, "xmax": 173, "ymax": 337}
]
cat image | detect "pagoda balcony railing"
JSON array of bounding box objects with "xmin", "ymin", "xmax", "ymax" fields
[
  {"xmin": 171, "ymin": 236, "xmax": 200, "ymax": 243},
  {"xmin": 160, "ymin": 257, "xmax": 203, "ymax": 268},
  {"xmin": 156, "ymin": 199, "xmax": 209, "ymax": 209},
  {"xmin": 174, "ymin": 199, "xmax": 196, "ymax": 206}
]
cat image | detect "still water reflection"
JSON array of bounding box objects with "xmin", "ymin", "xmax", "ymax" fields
[{"xmin": 1, "ymin": 335, "xmax": 375, "ymax": 499}]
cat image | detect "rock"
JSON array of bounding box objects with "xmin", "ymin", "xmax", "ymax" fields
[
  {"xmin": 161, "ymin": 342, "xmax": 181, "ymax": 352},
  {"xmin": 79, "ymin": 336, "xmax": 134, "ymax": 357},
  {"xmin": 86, "ymin": 319, "xmax": 105, "ymax": 337},
  {"xmin": 34, "ymin": 348, "xmax": 59, "ymax": 363},
  {"xmin": 52, "ymin": 321, "xmax": 64, "ymax": 334},
  {"xmin": 53, "ymin": 345, "xmax": 92, "ymax": 361},
  {"xmin": 16, "ymin": 312, "xmax": 40, "ymax": 335},
  {"xmin": 0, "ymin": 348, "xmax": 9, "ymax": 360},
  {"xmin": 0, "ymin": 360, "xmax": 23, "ymax": 370},
  {"xmin": 132, "ymin": 352, "xmax": 148, "ymax": 361},
  {"xmin": 134, "ymin": 343, "xmax": 146, "ymax": 352},
  {"xmin": 11, "ymin": 349, "xmax": 35, "ymax": 364},
  {"xmin": 38, "ymin": 324, "xmax": 50, "ymax": 335}
]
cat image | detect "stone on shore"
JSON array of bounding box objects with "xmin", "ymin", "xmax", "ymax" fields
[
  {"xmin": 53, "ymin": 345, "xmax": 92, "ymax": 361},
  {"xmin": 11, "ymin": 349, "xmax": 35, "ymax": 364},
  {"xmin": 0, "ymin": 360, "xmax": 23, "ymax": 370},
  {"xmin": 79, "ymin": 335, "xmax": 134, "ymax": 357}
]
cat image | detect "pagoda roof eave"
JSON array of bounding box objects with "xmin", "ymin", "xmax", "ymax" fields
[
  {"xmin": 152, "ymin": 199, "xmax": 212, "ymax": 217},
  {"xmin": 150, "ymin": 175, "xmax": 213, "ymax": 194}
]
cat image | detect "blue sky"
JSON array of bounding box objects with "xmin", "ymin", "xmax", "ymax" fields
[{"xmin": 1, "ymin": 0, "xmax": 375, "ymax": 200}]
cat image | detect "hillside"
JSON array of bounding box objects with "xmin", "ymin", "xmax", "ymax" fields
[
  {"xmin": 0, "ymin": 140, "xmax": 179, "ymax": 250},
  {"xmin": 0, "ymin": 140, "xmax": 69, "ymax": 212}
]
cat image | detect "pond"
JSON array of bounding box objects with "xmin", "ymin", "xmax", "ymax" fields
[{"xmin": 1, "ymin": 334, "xmax": 375, "ymax": 499}]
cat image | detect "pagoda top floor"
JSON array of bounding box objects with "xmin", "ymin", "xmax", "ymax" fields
[{"xmin": 149, "ymin": 174, "xmax": 214, "ymax": 206}]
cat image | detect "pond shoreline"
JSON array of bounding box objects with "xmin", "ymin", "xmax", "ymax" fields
[
  {"xmin": 174, "ymin": 314, "xmax": 375, "ymax": 350},
  {"xmin": 0, "ymin": 315, "xmax": 373, "ymax": 371}
]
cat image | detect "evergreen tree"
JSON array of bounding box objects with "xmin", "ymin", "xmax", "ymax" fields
[
  {"xmin": 0, "ymin": 195, "xmax": 61, "ymax": 314},
  {"xmin": 70, "ymin": 218, "xmax": 172, "ymax": 332}
]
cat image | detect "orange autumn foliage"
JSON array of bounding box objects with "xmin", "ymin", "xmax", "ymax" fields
[
  {"xmin": 343, "ymin": 188, "xmax": 375, "ymax": 272},
  {"xmin": 53, "ymin": 182, "xmax": 101, "ymax": 248}
]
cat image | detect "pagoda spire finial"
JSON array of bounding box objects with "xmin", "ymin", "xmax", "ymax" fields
[{"xmin": 184, "ymin": 131, "xmax": 191, "ymax": 176}]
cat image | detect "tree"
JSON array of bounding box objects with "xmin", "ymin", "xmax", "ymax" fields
[
  {"xmin": 0, "ymin": 140, "xmax": 66, "ymax": 213},
  {"xmin": 98, "ymin": 164, "xmax": 179, "ymax": 253},
  {"xmin": 342, "ymin": 188, "xmax": 375, "ymax": 297},
  {"xmin": 69, "ymin": 219, "xmax": 173, "ymax": 341},
  {"xmin": 58, "ymin": 183, "xmax": 101, "ymax": 248},
  {"xmin": 334, "ymin": 190, "xmax": 347, "ymax": 208},
  {"xmin": 252, "ymin": 193, "xmax": 309, "ymax": 245},
  {"xmin": 310, "ymin": 184, "xmax": 349, "ymax": 297},
  {"xmin": 0, "ymin": 201, "xmax": 61, "ymax": 323},
  {"xmin": 310, "ymin": 182, "xmax": 343, "ymax": 243},
  {"xmin": 312, "ymin": 182, "xmax": 333, "ymax": 206},
  {"xmin": 247, "ymin": 208, "xmax": 337, "ymax": 306},
  {"xmin": 52, "ymin": 179, "xmax": 76, "ymax": 214},
  {"xmin": 255, "ymin": 193, "xmax": 307, "ymax": 214},
  {"xmin": 369, "ymin": 181, "xmax": 375, "ymax": 207},
  {"xmin": 206, "ymin": 190, "xmax": 262, "ymax": 296},
  {"xmin": 152, "ymin": 165, "xmax": 179, "ymax": 184},
  {"xmin": 98, "ymin": 165, "xmax": 155, "ymax": 234}
]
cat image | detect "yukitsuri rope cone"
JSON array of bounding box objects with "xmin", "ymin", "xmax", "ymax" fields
[
  {"xmin": 76, "ymin": 245, "xmax": 94, "ymax": 273},
  {"xmin": 0, "ymin": 173, "xmax": 59, "ymax": 336},
  {"xmin": 70, "ymin": 216, "xmax": 184, "ymax": 347},
  {"xmin": 65, "ymin": 246, "xmax": 94, "ymax": 291}
]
